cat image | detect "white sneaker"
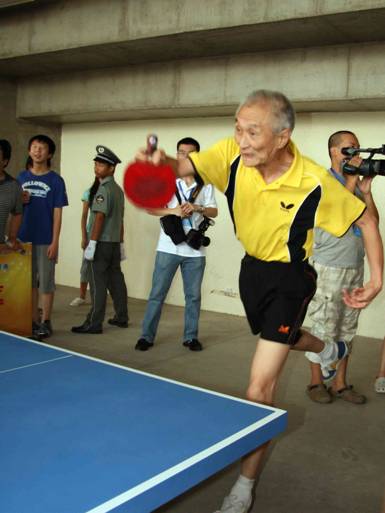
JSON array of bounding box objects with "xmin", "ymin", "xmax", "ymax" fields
[
  {"xmin": 214, "ymin": 493, "xmax": 252, "ymax": 513},
  {"xmin": 374, "ymin": 377, "xmax": 385, "ymax": 393},
  {"xmin": 69, "ymin": 297, "xmax": 86, "ymax": 307},
  {"xmin": 319, "ymin": 341, "xmax": 349, "ymax": 380}
]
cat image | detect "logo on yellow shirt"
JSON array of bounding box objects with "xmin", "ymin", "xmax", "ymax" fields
[{"xmin": 280, "ymin": 201, "xmax": 294, "ymax": 212}]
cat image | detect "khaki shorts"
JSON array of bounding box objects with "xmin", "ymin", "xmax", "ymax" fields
[
  {"xmin": 307, "ymin": 261, "xmax": 364, "ymax": 351},
  {"xmin": 32, "ymin": 245, "xmax": 56, "ymax": 293}
]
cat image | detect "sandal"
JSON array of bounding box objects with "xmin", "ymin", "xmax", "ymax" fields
[
  {"xmin": 329, "ymin": 385, "xmax": 366, "ymax": 404},
  {"xmin": 306, "ymin": 384, "xmax": 332, "ymax": 404},
  {"xmin": 374, "ymin": 377, "xmax": 385, "ymax": 394}
]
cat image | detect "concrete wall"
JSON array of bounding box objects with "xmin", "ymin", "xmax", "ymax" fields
[
  {"xmin": 1, "ymin": 0, "xmax": 385, "ymax": 339},
  {"xmin": 57, "ymin": 112, "xmax": 385, "ymax": 339},
  {"xmin": 2, "ymin": 0, "xmax": 385, "ymax": 61},
  {"xmin": 0, "ymin": 78, "xmax": 18, "ymax": 175},
  {"xmin": 3, "ymin": 0, "xmax": 385, "ymax": 122},
  {"xmin": 0, "ymin": 77, "xmax": 61, "ymax": 176},
  {"xmin": 15, "ymin": 41, "xmax": 385, "ymax": 124}
]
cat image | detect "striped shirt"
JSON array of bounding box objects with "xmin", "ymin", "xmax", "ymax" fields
[{"xmin": 0, "ymin": 172, "xmax": 23, "ymax": 243}]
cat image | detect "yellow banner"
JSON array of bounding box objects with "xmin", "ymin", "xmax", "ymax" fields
[{"xmin": 0, "ymin": 243, "xmax": 32, "ymax": 337}]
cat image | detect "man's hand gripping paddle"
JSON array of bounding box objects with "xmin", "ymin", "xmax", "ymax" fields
[{"xmin": 123, "ymin": 134, "xmax": 175, "ymax": 208}]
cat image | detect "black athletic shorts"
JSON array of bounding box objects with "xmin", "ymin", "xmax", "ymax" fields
[{"xmin": 239, "ymin": 254, "xmax": 317, "ymax": 345}]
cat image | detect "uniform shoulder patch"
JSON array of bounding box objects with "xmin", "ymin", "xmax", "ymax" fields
[{"xmin": 96, "ymin": 194, "xmax": 105, "ymax": 203}]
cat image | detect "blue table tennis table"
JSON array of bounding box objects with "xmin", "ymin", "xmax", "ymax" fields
[{"xmin": 0, "ymin": 331, "xmax": 287, "ymax": 513}]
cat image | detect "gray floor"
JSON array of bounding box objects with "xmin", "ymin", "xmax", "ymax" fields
[{"xmin": 47, "ymin": 285, "xmax": 384, "ymax": 513}]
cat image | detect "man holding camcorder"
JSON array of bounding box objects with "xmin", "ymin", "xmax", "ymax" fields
[
  {"xmin": 135, "ymin": 137, "xmax": 218, "ymax": 352},
  {"xmin": 305, "ymin": 130, "xmax": 379, "ymax": 404}
]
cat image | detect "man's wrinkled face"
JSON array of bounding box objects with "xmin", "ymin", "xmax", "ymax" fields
[
  {"xmin": 234, "ymin": 103, "xmax": 286, "ymax": 168},
  {"xmin": 29, "ymin": 140, "xmax": 51, "ymax": 165}
]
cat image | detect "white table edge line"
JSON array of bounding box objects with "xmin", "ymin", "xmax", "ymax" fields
[
  {"xmin": 0, "ymin": 331, "xmax": 285, "ymax": 415},
  {"xmin": 85, "ymin": 410, "xmax": 285, "ymax": 513}
]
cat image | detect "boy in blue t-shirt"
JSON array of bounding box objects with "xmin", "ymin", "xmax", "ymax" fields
[{"xmin": 18, "ymin": 134, "xmax": 68, "ymax": 338}]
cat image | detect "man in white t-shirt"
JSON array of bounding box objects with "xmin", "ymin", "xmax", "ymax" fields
[{"xmin": 135, "ymin": 137, "xmax": 218, "ymax": 351}]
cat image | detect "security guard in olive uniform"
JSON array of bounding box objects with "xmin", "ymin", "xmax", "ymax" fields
[{"xmin": 72, "ymin": 145, "xmax": 128, "ymax": 334}]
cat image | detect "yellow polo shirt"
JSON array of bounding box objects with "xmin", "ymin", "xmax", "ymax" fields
[{"xmin": 189, "ymin": 137, "xmax": 366, "ymax": 262}]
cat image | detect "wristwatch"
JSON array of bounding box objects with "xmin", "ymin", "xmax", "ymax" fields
[{"xmin": 197, "ymin": 205, "xmax": 205, "ymax": 214}]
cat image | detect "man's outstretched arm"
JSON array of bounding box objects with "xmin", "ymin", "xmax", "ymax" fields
[
  {"xmin": 135, "ymin": 149, "xmax": 194, "ymax": 178},
  {"xmin": 343, "ymin": 209, "xmax": 383, "ymax": 308}
]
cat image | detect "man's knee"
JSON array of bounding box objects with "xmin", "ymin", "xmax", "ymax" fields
[{"xmin": 246, "ymin": 380, "xmax": 276, "ymax": 406}]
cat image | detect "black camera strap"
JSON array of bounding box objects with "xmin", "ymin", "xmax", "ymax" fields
[
  {"xmin": 175, "ymin": 187, "xmax": 183, "ymax": 205},
  {"xmin": 159, "ymin": 183, "xmax": 204, "ymax": 246},
  {"xmin": 175, "ymin": 183, "xmax": 203, "ymax": 205}
]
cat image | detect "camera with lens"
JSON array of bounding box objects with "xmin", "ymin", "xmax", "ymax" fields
[
  {"xmin": 342, "ymin": 145, "xmax": 385, "ymax": 177},
  {"xmin": 185, "ymin": 216, "xmax": 215, "ymax": 250}
]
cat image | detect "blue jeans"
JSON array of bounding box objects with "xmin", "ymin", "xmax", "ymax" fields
[{"xmin": 141, "ymin": 251, "xmax": 206, "ymax": 342}]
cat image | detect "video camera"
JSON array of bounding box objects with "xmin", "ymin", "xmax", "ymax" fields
[
  {"xmin": 342, "ymin": 145, "xmax": 385, "ymax": 177},
  {"xmin": 185, "ymin": 216, "xmax": 215, "ymax": 250}
]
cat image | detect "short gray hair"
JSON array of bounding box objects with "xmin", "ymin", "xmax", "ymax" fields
[{"xmin": 236, "ymin": 90, "xmax": 296, "ymax": 133}]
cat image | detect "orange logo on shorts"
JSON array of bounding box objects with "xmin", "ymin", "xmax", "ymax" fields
[{"xmin": 278, "ymin": 325, "xmax": 290, "ymax": 334}]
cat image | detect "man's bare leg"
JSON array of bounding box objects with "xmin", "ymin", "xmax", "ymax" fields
[
  {"xmin": 290, "ymin": 329, "xmax": 324, "ymax": 352},
  {"xmin": 215, "ymin": 339, "xmax": 290, "ymax": 513},
  {"xmin": 308, "ymin": 357, "xmax": 347, "ymax": 386},
  {"xmin": 309, "ymin": 361, "xmax": 324, "ymax": 386},
  {"xmin": 292, "ymin": 329, "xmax": 348, "ymax": 377},
  {"xmin": 331, "ymin": 357, "xmax": 348, "ymax": 389},
  {"xmin": 297, "ymin": 332, "xmax": 347, "ymax": 386},
  {"xmin": 241, "ymin": 340, "xmax": 290, "ymax": 478},
  {"xmin": 215, "ymin": 332, "xmax": 348, "ymax": 512},
  {"xmin": 41, "ymin": 292, "xmax": 54, "ymax": 321},
  {"xmin": 378, "ymin": 339, "xmax": 385, "ymax": 378},
  {"xmin": 240, "ymin": 331, "xmax": 340, "ymax": 475},
  {"xmin": 79, "ymin": 282, "xmax": 87, "ymax": 300}
]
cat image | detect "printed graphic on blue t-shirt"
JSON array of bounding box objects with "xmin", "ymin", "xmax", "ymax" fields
[{"xmin": 17, "ymin": 170, "xmax": 68, "ymax": 244}]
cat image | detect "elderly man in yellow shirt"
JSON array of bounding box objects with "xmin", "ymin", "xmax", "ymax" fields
[{"xmin": 136, "ymin": 89, "xmax": 383, "ymax": 513}]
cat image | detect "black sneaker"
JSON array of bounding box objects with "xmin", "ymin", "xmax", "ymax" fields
[
  {"xmin": 183, "ymin": 339, "xmax": 203, "ymax": 351},
  {"xmin": 71, "ymin": 322, "xmax": 102, "ymax": 334},
  {"xmin": 108, "ymin": 317, "xmax": 129, "ymax": 328},
  {"xmin": 38, "ymin": 320, "xmax": 53, "ymax": 338},
  {"xmin": 135, "ymin": 338, "xmax": 154, "ymax": 351},
  {"xmin": 32, "ymin": 321, "xmax": 41, "ymax": 339}
]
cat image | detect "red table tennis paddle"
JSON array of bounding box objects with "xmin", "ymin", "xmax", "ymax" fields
[{"xmin": 123, "ymin": 134, "xmax": 176, "ymax": 209}]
